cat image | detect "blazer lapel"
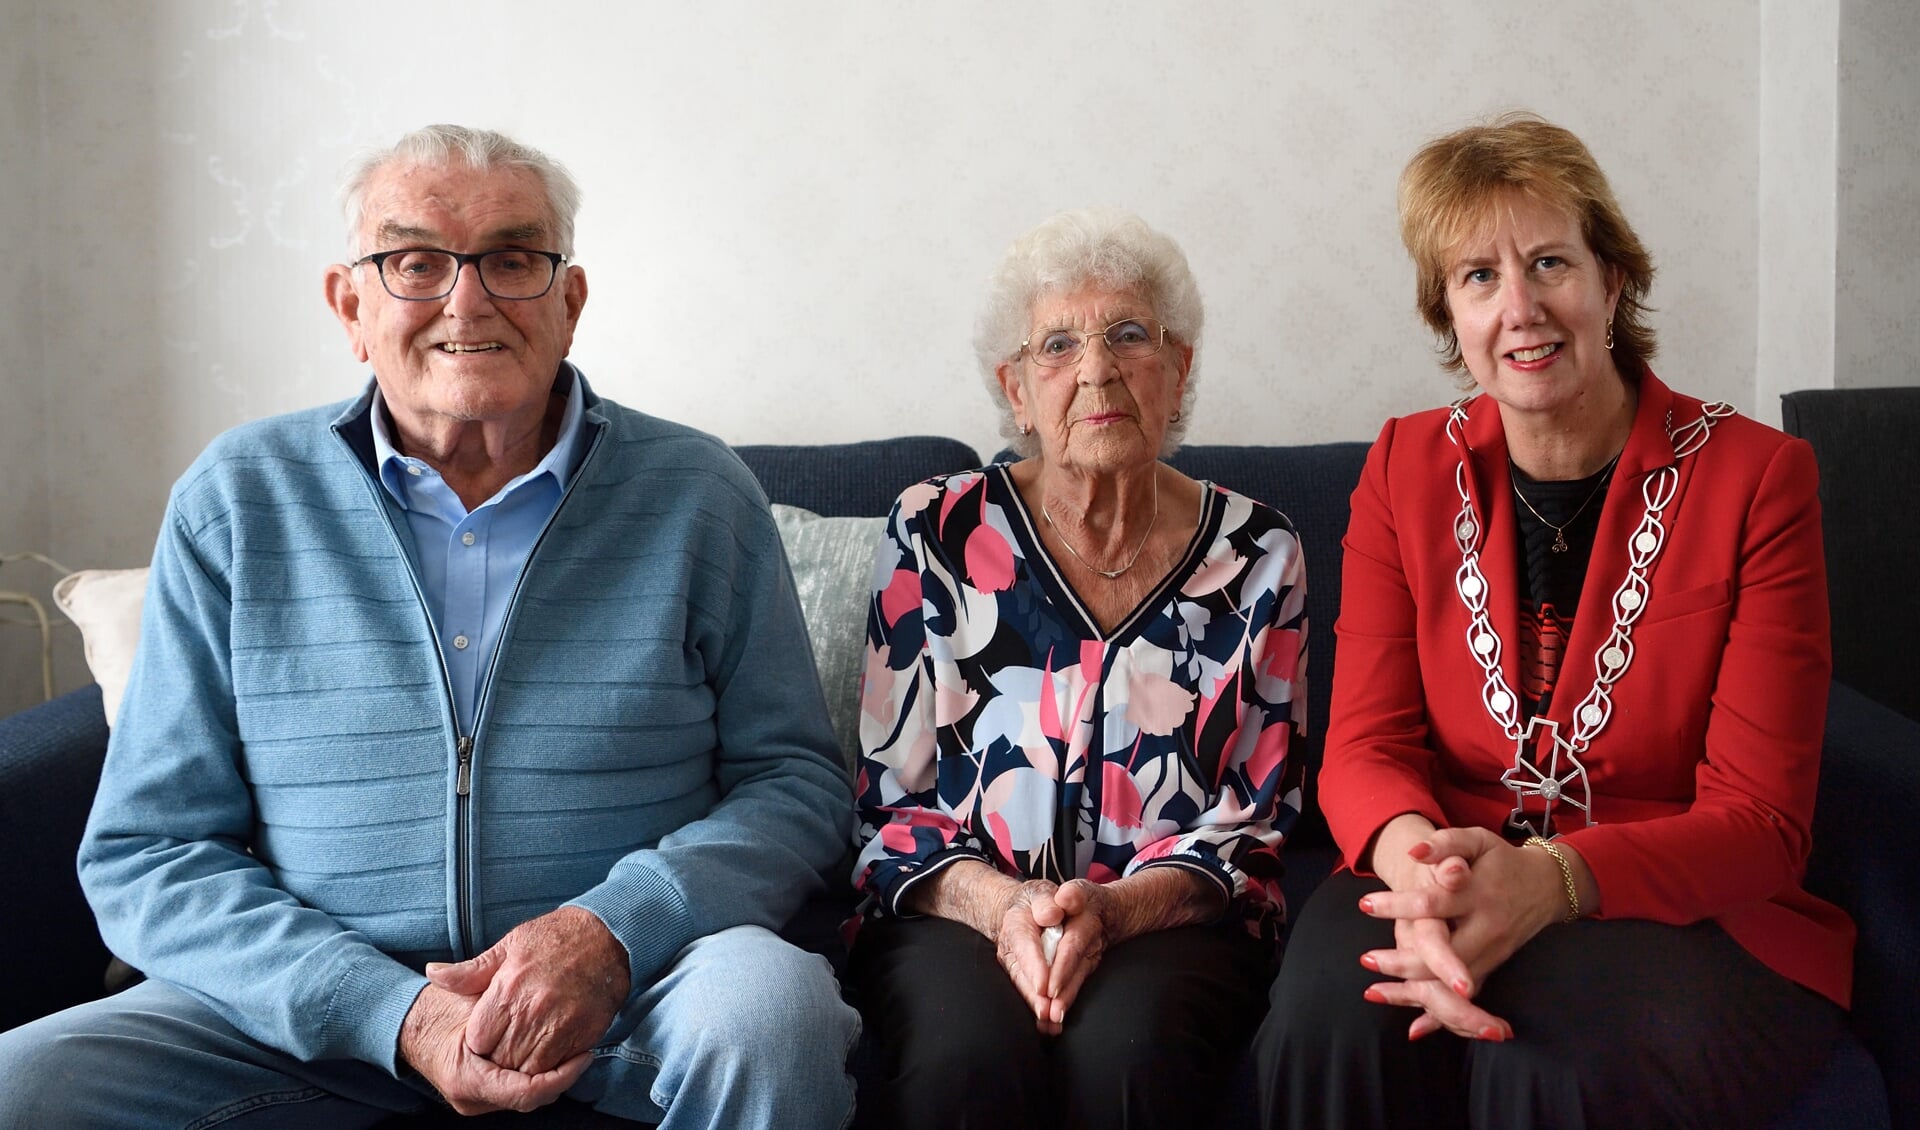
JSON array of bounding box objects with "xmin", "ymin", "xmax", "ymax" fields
[
  {"xmin": 1456, "ymin": 396, "xmax": 1528, "ymax": 736},
  {"xmin": 1546, "ymin": 372, "xmax": 1683, "ymax": 735}
]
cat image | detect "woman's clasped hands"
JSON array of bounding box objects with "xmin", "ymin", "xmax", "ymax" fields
[
  {"xmin": 993, "ymin": 878, "xmax": 1113, "ymax": 1036},
  {"xmin": 1357, "ymin": 818, "xmax": 1580, "ymax": 1043}
]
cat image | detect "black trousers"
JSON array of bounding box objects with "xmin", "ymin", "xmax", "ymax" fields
[
  {"xmin": 846, "ymin": 915, "xmax": 1277, "ymax": 1130},
  {"xmin": 1251, "ymin": 870, "xmax": 1846, "ymax": 1130}
]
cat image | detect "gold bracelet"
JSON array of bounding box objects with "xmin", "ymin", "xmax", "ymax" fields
[{"xmin": 1524, "ymin": 835, "xmax": 1581, "ymax": 923}]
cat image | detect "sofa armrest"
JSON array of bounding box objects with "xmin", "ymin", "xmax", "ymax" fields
[
  {"xmin": 1805, "ymin": 680, "xmax": 1920, "ymax": 1128},
  {"xmin": 0, "ymin": 685, "xmax": 112, "ymax": 1031}
]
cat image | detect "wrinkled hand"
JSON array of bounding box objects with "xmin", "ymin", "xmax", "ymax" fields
[
  {"xmin": 992, "ymin": 879, "xmax": 1063, "ymax": 1035},
  {"xmin": 1360, "ymin": 828, "xmax": 1564, "ymax": 1041},
  {"xmin": 399, "ymin": 983, "xmax": 590, "ymax": 1115},
  {"xmin": 1040, "ymin": 879, "xmax": 1112, "ymax": 1028},
  {"xmin": 426, "ymin": 906, "xmax": 631, "ymax": 1075}
]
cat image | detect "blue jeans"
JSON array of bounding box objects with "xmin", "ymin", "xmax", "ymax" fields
[{"xmin": 0, "ymin": 925, "xmax": 858, "ymax": 1130}]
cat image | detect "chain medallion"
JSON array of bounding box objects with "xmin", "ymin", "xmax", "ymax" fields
[{"xmin": 1443, "ymin": 398, "xmax": 1734, "ymax": 837}]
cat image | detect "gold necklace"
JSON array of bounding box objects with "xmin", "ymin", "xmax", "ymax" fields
[
  {"xmin": 1041, "ymin": 470, "xmax": 1159, "ymax": 580},
  {"xmin": 1509, "ymin": 454, "xmax": 1619, "ymax": 553}
]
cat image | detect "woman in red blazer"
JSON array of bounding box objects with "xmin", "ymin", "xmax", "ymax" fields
[{"xmin": 1252, "ymin": 114, "xmax": 1854, "ymax": 1129}]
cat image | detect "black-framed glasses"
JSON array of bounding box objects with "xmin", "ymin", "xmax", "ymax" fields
[
  {"xmin": 1019, "ymin": 318, "xmax": 1168, "ymax": 368},
  {"xmin": 350, "ymin": 248, "xmax": 567, "ymax": 301}
]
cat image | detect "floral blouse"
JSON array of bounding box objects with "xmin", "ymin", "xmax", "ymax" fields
[{"xmin": 852, "ymin": 465, "xmax": 1307, "ymax": 934}]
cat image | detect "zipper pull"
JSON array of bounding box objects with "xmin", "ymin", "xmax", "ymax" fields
[{"xmin": 456, "ymin": 735, "xmax": 473, "ymax": 796}]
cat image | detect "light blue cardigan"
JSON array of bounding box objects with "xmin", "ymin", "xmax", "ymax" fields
[{"xmin": 78, "ymin": 369, "xmax": 850, "ymax": 1072}]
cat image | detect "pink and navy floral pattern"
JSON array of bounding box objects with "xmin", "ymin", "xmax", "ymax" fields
[{"xmin": 853, "ymin": 465, "xmax": 1307, "ymax": 934}]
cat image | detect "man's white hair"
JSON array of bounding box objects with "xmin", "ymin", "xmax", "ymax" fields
[
  {"xmin": 339, "ymin": 124, "xmax": 583, "ymax": 258},
  {"xmin": 974, "ymin": 208, "xmax": 1204, "ymax": 458}
]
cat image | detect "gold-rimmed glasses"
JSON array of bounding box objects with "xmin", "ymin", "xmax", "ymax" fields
[{"xmin": 1019, "ymin": 318, "xmax": 1168, "ymax": 368}]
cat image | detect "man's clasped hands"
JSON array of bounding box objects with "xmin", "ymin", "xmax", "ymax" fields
[{"xmin": 400, "ymin": 905, "xmax": 631, "ymax": 1115}]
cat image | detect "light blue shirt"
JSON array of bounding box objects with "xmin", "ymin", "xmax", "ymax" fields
[{"xmin": 370, "ymin": 370, "xmax": 588, "ymax": 735}]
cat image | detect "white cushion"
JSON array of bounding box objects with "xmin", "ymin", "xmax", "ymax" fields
[
  {"xmin": 772, "ymin": 504, "xmax": 886, "ymax": 773},
  {"xmin": 52, "ymin": 567, "xmax": 149, "ymax": 727}
]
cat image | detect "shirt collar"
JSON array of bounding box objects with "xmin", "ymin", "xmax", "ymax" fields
[{"xmin": 370, "ymin": 366, "xmax": 589, "ymax": 510}]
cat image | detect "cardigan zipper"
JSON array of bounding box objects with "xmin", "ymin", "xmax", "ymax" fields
[
  {"xmin": 347, "ymin": 488, "xmax": 480, "ymax": 955},
  {"xmin": 331, "ymin": 410, "xmax": 605, "ymax": 960},
  {"xmin": 456, "ymin": 735, "xmax": 473, "ymax": 795},
  {"xmin": 453, "ymin": 420, "xmax": 609, "ymax": 950}
]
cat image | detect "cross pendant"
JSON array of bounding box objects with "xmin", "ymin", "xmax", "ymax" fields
[{"xmin": 1499, "ymin": 716, "xmax": 1592, "ymax": 837}]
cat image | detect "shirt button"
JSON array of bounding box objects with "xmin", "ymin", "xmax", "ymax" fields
[
  {"xmin": 407, "ymin": 465, "xmax": 423, "ymax": 477},
  {"xmin": 461, "ymin": 532, "xmax": 476, "ymax": 546},
  {"xmin": 452, "ymin": 634, "xmax": 470, "ymax": 650}
]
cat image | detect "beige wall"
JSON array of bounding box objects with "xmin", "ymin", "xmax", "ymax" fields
[
  {"xmin": 1837, "ymin": 0, "xmax": 1920, "ymax": 389},
  {"xmin": 1, "ymin": 0, "xmax": 1915, "ymax": 716},
  {"xmin": 1757, "ymin": 0, "xmax": 1839, "ymax": 420},
  {"xmin": 0, "ymin": 0, "xmax": 54, "ymax": 715}
]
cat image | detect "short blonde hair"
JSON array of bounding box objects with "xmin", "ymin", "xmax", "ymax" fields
[
  {"xmin": 974, "ymin": 209, "xmax": 1203, "ymax": 457},
  {"xmin": 1399, "ymin": 112, "xmax": 1655, "ymax": 383}
]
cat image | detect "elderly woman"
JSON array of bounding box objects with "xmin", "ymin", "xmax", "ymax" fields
[
  {"xmin": 845, "ymin": 209, "xmax": 1307, "ymax": 1129},
  {"xmin": 1252, "ymin": 114, "xmax": 1853, "ymax": 1128}
]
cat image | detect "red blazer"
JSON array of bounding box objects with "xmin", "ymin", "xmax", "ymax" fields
[{"xmin": 1321, "ymin": 372, "xmax": 1855, "ymax": 1007}]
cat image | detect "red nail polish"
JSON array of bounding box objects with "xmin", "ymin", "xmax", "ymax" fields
[
  {"xmin": 1452, "ymin": 979, "xmax": 1471, "ymax": 997},
  {"xmin": 1358, "ymin": 896, "xmax": 1375, "ymax": 914},
  {"xmin": 1410, "ymin": 1025, "xmax": 1434, "ymax": 1041},
  {"xmin": 1363, "ymin": 986, "xmax": 1386, "ymax": 1003},
  {"xmin": 1359, "ymin": 953, "xmax": 1379, "ymax": 971},
  {"xmin": 1480, "ymin": 1026, "xmax": 1506, "ymax": 1042}
]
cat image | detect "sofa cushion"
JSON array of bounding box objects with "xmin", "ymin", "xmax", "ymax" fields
[
  {"xmin": 736, "ymin": 438, "xmax": 980, "ymax": 518},
  {"xmin": 1780, "ymin": 388, "xmax": 1920, "ymax": 722},
  {"xmin": 0, "ymin": 684, "xmax": 114, "ymax": 1030},
  {"xmin": 52, "ymin": 568, "xmax": 149, "ymax": 727},
  {"xmin": 772, "ymin": 504, "xmax": 886, "ymax": 772}
]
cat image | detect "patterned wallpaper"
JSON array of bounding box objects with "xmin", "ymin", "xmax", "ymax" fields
[{"xmin": 0, "ymin": 0, "xmax": 1911, "ymax": 712}]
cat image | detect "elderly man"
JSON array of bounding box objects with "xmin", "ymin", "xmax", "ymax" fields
[{"xmin": 0, "ymin": 125, "xmax": 858, "ymax": 1128}]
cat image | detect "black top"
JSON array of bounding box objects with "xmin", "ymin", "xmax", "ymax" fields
[{"xmin": 1510, "ymin": 457, "xmax": 1616, "ymax": 718}]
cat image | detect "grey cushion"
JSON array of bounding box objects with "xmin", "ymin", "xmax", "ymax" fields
[{"xmin": 773, "ymin": 504, "xmax": 886, "ymax": 773}]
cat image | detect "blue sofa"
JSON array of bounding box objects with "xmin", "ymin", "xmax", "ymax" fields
[{"xmin": 1, "ymin": 435, "xmax": 1913, "ymax": 1128}]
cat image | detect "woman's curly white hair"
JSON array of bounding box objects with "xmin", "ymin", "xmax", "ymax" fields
[{"xmin": 973, "ymin": 208, "xmax": 1204, "ymax": 458}]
